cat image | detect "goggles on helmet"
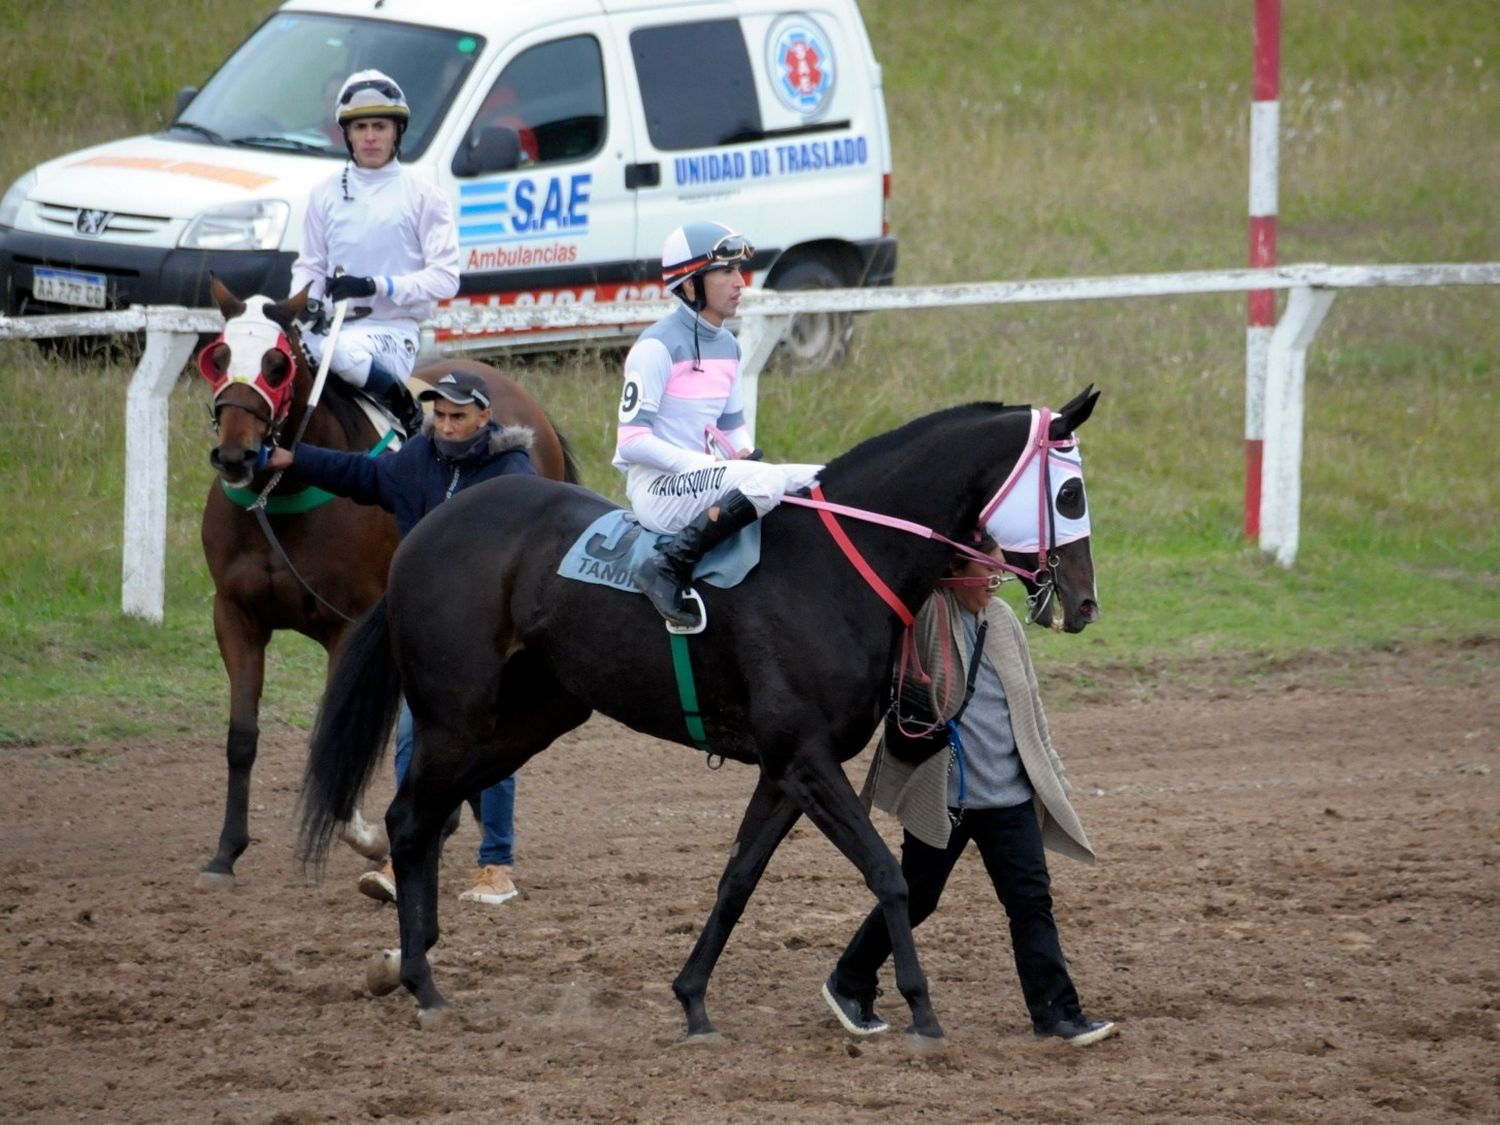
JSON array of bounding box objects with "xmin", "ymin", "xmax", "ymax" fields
[
  {"xmin": 340, "ymin": 78, "xmax": 403, "ymax": 106},
  {"xmin": 662, "ymin": 233, "xmax": 755, "ymax": 287},
  {"xmin": 705, "ymin": 233, "xmax": 754, "ymax": 266},
  {"xmin": 336, "ymin": 72, "xmax": 410, "ymax": 128}
]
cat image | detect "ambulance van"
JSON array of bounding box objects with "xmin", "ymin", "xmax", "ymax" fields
[{"xmin": 0, "ymin": 0, "xmax": 895, "ymax": 369}]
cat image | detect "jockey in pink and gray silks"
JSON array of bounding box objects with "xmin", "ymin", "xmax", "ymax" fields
[
  {"xmin": 289, "ymin": 69, "xmax": 459, "ymax": 435},
  {"xmin": 616, "ymin": 221, "xmax": 821, "ymax": 627}
]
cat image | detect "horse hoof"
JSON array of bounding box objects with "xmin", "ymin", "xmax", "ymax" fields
[
  {"xmin": 196, "ymin": 870, "xmax": 236, "ymax": 892},
  {"xmin": 417, "ymin": 1005, "xmax": 451, "ymax": 1031},
  {"xmin": 365, "ymin": 948, "xmax": 401, "ymax": 997},
  {"xmin": 679, "ymin": 1030, "xmax": 724, "ymax": 1047},
  {"xmin": 902, "ymin": 1027, "xmax": 950, "ymax": 1053},
  {"xmin": 339, "ymin": 812, "xmax": 389, "ymax": 862}
]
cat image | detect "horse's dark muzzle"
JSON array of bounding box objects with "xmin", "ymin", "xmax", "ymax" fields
[
  {"xmin": 1064, "ymin": 599, "xmax": 1100, "ymax": 633},
  {"xmin": 209, "ymin": 445, "xmax": 256, "ymax": 488}
]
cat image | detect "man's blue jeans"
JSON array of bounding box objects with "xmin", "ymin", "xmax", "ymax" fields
[{"xmin": 394, "ymin": 699, "xmax": 515, "ymax": 867}]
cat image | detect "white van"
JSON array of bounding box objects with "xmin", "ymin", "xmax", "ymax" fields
[{"xmin": 0, "ymin": 0, "xmax": 896, "ymax": 368}]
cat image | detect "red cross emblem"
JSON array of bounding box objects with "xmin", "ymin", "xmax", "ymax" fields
[{"xmin": 782, "ymin": 40, "xmax": 824, "ymax": 95}]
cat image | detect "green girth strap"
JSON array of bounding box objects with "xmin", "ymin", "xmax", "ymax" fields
[
  {"xmin": 669, "ymin": 632, "xmax": 721, "ymax": 767},
  {"xmin": 219, "ymin": 429, "xmax": 398, "ymax": 513}
]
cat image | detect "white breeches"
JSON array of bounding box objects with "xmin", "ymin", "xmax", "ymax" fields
[
  {"xmin": 626, "ymin": 460, "xmax": 823, "ymax": 534},
  {"xmin": 303, "ymin": 320, "xmax": 420, "ymax": 388}
]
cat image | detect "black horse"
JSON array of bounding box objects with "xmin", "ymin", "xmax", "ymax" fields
[{"xmin": 299, "ymin": 390, "xmax": 1100, "ymax": 1041}]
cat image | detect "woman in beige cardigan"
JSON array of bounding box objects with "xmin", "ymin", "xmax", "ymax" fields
[{"xmin": 821, "ymin": 539, "xmax": 1117, "ymax": 1047}]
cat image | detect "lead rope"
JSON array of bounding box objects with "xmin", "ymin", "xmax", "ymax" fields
[{"xmin": 946, "ymin": 617, "xmax": 988, "ymax": 822}]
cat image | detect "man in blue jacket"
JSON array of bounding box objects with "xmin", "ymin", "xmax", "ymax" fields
[{"xmin": 267, "ymin": 369, "xmax": 534, "ymax": 906}]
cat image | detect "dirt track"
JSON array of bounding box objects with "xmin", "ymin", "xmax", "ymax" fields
[{"xmin": 3, "ymin": 644, "xmax": 1497, "ymax": 1123}]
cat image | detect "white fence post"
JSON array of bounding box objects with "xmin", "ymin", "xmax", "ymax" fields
[
  {"xmin": 1258, "ymin": 285, "xmax": 1337, "ymax": 568},
  {"xmin": 121, "ymin": 320, "xmax": 198, "ymax": 621}
]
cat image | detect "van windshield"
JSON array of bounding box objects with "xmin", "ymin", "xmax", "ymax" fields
[{"xmin": 169, "ymin": 13, "xmax": 484, "ymax": 160}]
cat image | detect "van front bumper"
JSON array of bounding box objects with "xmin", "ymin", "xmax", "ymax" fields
[{"xmin": 0, "ymin": 226, "xmax": 295, "ymax": 316}]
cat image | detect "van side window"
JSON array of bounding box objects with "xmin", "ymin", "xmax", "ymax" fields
[
  {"xmin": 630, "ymin": 20, "xmax": 762, "ymax": 150},
  {"xmin": 462, "ymin": 35, "xmax": 606, "ymax": 172}
]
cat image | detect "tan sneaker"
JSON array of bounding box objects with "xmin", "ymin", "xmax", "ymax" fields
[
  {"xmin": 358, "ymin": 858, "xmax": 396, "ymax": 904},
  {"xmin": 459, "ymin": 864, "xmax": 518, "ymax": 905}
]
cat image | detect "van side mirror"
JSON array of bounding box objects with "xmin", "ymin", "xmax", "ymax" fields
[
  {"xmin": 174, "ymin": 87, "xmax": 198, "ymax": 120},
  {"xmin": 453, "ymin": 125, "xmax": 523, "ymax": 177}
]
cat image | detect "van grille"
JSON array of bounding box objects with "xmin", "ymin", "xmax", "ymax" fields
[{"xmin": 35, "ymin": 202, "xmax": 171, "ymax": 238}]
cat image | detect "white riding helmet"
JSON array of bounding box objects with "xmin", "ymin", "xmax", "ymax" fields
[
  {"xmin": 335, "ymin": 69, "xmax": 410, "ymax": 128},
  {"xmin": 660, "ymin": 221, "xmax": 754, "ymax": 295}
]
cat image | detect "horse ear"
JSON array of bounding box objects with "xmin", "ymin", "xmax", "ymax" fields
[
  {"xmin": 209, "ymin": 274, "xmax": 246, "ymax": 321},
  {"xmin": 263, "ymin": 284, "xmax": 311, "ymax": 332},
  {"xmin": 1050, "ymin": 385, "xmax": 1099, "ymax": 439}
]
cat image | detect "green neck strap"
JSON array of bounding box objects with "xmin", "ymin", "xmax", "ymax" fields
[{"xmin": 220, "ymin": 429, "xmax": 398, "ymax": 514}]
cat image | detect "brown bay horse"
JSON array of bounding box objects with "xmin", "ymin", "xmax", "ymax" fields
[{"xmin": 198, "ymin": 278, "xmax": 577, "ymax": 888}]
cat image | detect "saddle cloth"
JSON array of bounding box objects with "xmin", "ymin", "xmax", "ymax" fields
[{"xmin": 557, "ymin": 509, "xmax": 761, "ymax": 592}]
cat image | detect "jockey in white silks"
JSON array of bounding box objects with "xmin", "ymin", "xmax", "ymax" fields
[
  {"xmin": 289, "ymin": 69, "xmax": 459, "ymax": 434},
  {"xmin": 613, "ymin": 221, "xmax": 821, "ymax": 628}
]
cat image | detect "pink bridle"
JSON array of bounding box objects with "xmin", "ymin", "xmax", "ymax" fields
[{"xmin": 777, "ymin": 408, "xmax": 1080, "ymax": 620}]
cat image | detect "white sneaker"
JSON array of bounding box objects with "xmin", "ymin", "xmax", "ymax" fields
[{"xmin": 458, "ymin": 864, "xmax": 518, "ymax": 905}]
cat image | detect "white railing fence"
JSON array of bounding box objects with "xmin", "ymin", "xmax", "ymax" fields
[{"xmin": 2, "ymin": 261, "xmax": 1496, "ymax": 621}]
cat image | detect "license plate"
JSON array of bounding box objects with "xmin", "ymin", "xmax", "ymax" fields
[{"xmin": 32, "ymin": 266, "xmax": 107, "ymax": 309}]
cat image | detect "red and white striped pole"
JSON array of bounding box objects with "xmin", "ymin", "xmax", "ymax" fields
[{"xmin": 1245, "ymin": 0, "xmax": 1281, "ymax": 537}]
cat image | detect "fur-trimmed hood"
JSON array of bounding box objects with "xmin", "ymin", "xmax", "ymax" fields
[{"xmin": 419, "ymin": 416, "xmax": 536, "ymax": 456}]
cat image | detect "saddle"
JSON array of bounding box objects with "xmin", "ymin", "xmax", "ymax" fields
[{"xmin": 557, "ymin": 510, "xmax": 761, "ymax": 592}]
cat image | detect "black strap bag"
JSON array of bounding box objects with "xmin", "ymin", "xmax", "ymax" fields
[{"xmin": 883, "ymin": 619, "xmax": 988, "ymax": 766}]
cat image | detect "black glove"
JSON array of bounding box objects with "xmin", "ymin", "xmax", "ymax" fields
[{"xmin": 325, "ymin": 274, "xmax": 378, "ymax": 302}]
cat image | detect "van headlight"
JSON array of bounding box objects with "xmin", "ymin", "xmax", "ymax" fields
[
  {"xmin": 0, "ymin": 170, "xmax": 38, "ymax": 228},
  {"xmin": 180, "ymin": 200, "xmax": 289, "ymax": 251}
]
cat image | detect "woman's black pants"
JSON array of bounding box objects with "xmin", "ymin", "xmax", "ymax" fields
[{"xmin": 832, "ymin": 800, "xmax": 1083, "ymax": 1031}]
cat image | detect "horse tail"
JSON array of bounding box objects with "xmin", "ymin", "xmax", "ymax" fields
[
  {"xmin": 297, "ymin": 596, "xmax": 401, "ymax": 870},
  {"xmin": 553, "ymin": 421, "xmax": 582, "ymax": 484}
]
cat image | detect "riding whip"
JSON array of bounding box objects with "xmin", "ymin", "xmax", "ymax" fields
[{"xmin": 304, "ymin": 267, "xmax": 350, "ymax": 418}]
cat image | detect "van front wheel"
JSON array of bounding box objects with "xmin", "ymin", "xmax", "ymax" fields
[{"xmin": 766, "ymin": 257, "xmax": 853, "ymax": 373}]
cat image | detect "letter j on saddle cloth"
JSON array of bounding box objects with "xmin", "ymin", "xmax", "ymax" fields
[{"xmin": 557, "ymin": 509, "xmax": 762, "ymax": 592}]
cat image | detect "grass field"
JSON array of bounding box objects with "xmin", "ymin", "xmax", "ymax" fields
[{"xmin": 1, "ymin": 1, "xmax": 1497, "ymax": 747}]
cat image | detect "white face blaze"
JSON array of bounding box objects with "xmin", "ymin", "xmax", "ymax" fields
[
  {"xmin": 220, "ymin": 298, "xmax": 282, "ymax": 381},
  {"xmin": 981, "ymin": 421, "xmax": 1090, "ymax": 554}
]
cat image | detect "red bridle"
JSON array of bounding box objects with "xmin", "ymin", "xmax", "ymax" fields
[{"xmin": 197, "ymin": 329, "xmax": 298, "ymax": 429}]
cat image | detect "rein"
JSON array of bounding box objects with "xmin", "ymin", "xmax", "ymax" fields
[{"xmin": 781, "ymin": 407, "xmax": 1072, "ymax": 597}]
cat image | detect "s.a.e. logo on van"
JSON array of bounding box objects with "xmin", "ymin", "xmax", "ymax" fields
[
  {"xmin": 766, "ymin": 17, "xmax": 835, "ymax": 118},
  {"xmin": 458, "ymin": 174, "xmax": 591, "ymax": 271}
]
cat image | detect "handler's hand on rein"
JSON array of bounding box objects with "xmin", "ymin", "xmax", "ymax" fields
[{"xmin": 265, "ymin": 448, "xmax": 295, "ymax": 472}]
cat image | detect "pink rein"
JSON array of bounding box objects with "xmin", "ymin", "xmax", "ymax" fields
[
  {"xmin": 777, "ymin": 408, "xmax": 1067, "ymax": 616},
  {"xmin": 708, "ymin": 411, "xmax": 1073, "ymax": 733}
]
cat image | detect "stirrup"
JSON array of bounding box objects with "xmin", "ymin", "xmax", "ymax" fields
[{"xmin": 663, "ymin": 588, "xmax": 707, "ymax": 635}]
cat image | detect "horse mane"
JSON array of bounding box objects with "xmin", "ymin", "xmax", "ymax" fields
[
  {"xmin": 818, "ymin": 401, "xmax": 1021, "ymax": 485},
  {"xmin": 316, "ymin": 376, "xmax": 381, "ymax": 449}
]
